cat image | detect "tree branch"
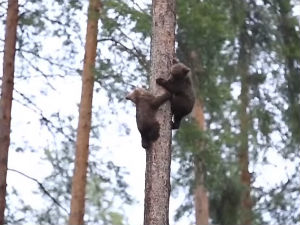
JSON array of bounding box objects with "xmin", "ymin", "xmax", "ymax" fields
[
  {"xmin": 98, "ymin": 37, "xmax": 150, "ymax": 73},
  {"xmin": 8, "ymin": 168, "xmax": 69, "ymax": 214},
  {"xmin": 14, "ymin": 89, "xmax": 75, "ymax": 143}
]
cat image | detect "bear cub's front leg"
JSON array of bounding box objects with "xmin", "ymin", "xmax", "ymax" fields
[{"xmin": 156, "ymin": 58, "xmax": 195, "ymax": 129}]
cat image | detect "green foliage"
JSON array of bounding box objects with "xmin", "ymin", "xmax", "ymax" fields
[
  {"xmin": 173, "ymin": 119, "xmax": 243, "ymax": 224},
  {"xmin": 175, "ymin": 121, "xmax": 206, "ymax": 153},
  {"xmin": 3, "ymin": 0, "xmax": 141, "ymax": 224},
  {"xmin": 176, "ymin": 0, "xmax": 234, "ymax": 63},
  {"xmin": 5, "ymin": 112, "xmax": 132, "ymax": 224},
  {"xmin": 98, "ymin": 0, "xmax": 300, "ymax": 224},
  {"xmin": 19, "ymin": 9, "xmax": 46, "ymax": 31},
  {"xmin": 96, "ymin": 0, "xmax": 151, "ymax": 101},
  {"xmin": 95, "ymin": 0, "xmax": 300, "ymax": 224},
  {"xmin": 109, "ymin": 212, "xmax": 125, "ymax": 225},
  {"xmin": 172, "ymin": 0, "xmax": 241, "ymax": 223},
  {"xmin": 176, "ymin": 0, "xmax": 235, "ymax": 118},
  {"xmin": 286, "ymin": 104, "xmax": 300, "ymax": 138},
  {"xmin": 176, "ymin": 0, "xmax": 233, "ymax": 46},
  {"xmin": 101, "ymin": 0, "xmax": 151, "ymax": 38},
  {"xmin": 86, "ymin": 175, "xmax": 128, "ymax": 225},
  {"xmin": 69, "ymin": 0, "xmax": 83, "ymax": 10},
  {"xmin": 252, "ymin": 106, "xmax": 274, "ymax": 144},
  {"xmin": 41, "ymin": 137, "xmax": 131, "ymax": 224},
  {"xmin": 210, "ymin": 173, "xmax": 242, "ymax": 225},
  {"xmin": 172, "ymin": 0, "xmax": 300, "ymax": 224},
  {"xmin": 5, "ymin": 188, "xmax": 33, "ymax": 225}
]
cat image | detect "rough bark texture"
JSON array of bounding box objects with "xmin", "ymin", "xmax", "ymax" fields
[
  {"xmin": 192, "ymin": 100, "xmax": 209, "ymax": 225},
  {"xmin": 0, "ymin": 0, "xmax": 18, "ymax": 224},
  {"xmin": 143, "ymin": 1, "xmax": 175, "ymax": 225},
  {"xmin": 68, "ymin": 1, "xmax": 100, "ymax": 224},
  {"xmin": 238, "ymin": 21, "xmax": 252, "ymax": 225}
]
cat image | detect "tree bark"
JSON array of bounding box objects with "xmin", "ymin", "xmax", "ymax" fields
[
  {"xmin": 237, "ymin": 21, "xmax": 252, "ymax": 225},
  {"xmin": 0, "ymin": 0, "xmax": 18, "ymax": 224},
  {"xmin": 143, "ymin": 1, "xmax": 175, "ymax": 225},
  {"xmin": 192, "ymin": 100, "xmax": 209, "ymax": 225},
  {"xmin": 68, "ymin": 1, "xmax": 100, "ymax": 224}
]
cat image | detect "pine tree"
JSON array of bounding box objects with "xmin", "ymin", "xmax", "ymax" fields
[
  {"xmin": 69, "ymin": 0, "xmax": 101, "ymax": 224},
  {"xmin": 143, "ymin": 0, "xmax": 175, "ymax": 224},
  {"xmin": 0, "ymin": 1, "xmax": 18, "ymax": 223}
]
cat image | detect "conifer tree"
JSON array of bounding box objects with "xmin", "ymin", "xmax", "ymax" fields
[
  {"xmin": 0, "ymin": 1, "xmax": 18, "ymax": 223},
  {"xmin": 143, "ymin": 0, "xmax": 175, "ymax": 224},
  {"xmin": 69, "ymin": 0, "xmax": 101, "ymax": 224}
]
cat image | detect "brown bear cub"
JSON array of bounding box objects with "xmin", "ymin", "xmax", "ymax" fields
[
  {"xmin": 156, "ymin": 58, "xmax": 195, "ymax": 129},
  {"xmin": 126, "ymin": 88, "xmax": 171, "ymax": 149}
]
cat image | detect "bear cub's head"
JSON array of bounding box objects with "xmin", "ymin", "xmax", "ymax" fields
[
  {"xmin": 126, "ymin": 88, "xmax": 148, "ymax": 104},
  {"xmin": 171, "ymin": 61, "xmax": 190, "ymax": 79}
]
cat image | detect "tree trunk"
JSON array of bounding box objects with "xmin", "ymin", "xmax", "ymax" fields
[
  {"xmin": 188, "ymin": 49, "xmax": 210, "ymax": 225},
  {"xmin": 143, "ymin": 0, "xmax": 175, "ymax": 225},
  {"xmin": 0, "ymin": 0, "xmax": 18, "ymax": 224},
  {"xmin": 192, "ymin": 100, "xmax": 209, "ymax": 225},
  {"xmin": 237, "ymin": 21, "xmax": 252, "ymax": 225},
  {"xmin": 68, "ymin": 0, "xmax": 100, "ymax": 224}
]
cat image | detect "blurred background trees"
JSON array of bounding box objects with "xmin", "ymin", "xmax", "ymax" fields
[{"xmin": 0, "ymin": 0, "xmax": 299, "ymax": 224}]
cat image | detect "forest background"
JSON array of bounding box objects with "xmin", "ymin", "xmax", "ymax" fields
[{"xmin": 0, "ymin": 0, "xmax": 300, "ymax": 224}]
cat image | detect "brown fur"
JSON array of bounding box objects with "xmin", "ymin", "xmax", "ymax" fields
[
  {"xmin": 156, "ymin": 59, "xmax": 195, "ymax": 129},
  {"xmin": 126, "ymin": 88, "xmax": 171, "ymax": 149}
]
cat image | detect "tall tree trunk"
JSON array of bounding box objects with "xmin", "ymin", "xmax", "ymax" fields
[
  {"xmin": 68, "ymin": 0, "xmax": 100, "ymax": 224},
  {"xmin": 0, "ymin": 0, "xmax": 18, "ymax": 224},
  {"xmin": 192, "ymin": 99, "xmax": 209, "ymax": 225},
  {"xmin": 188, "ymin": 50, "xmax": 209, "ymax": 225},
  {"xmin": 143, "ymin": 0, "xmax": 175, "ymax": 225},
  {"xmin": 237, "ymin": 21, "xmax": 252, "ymax": 225}
]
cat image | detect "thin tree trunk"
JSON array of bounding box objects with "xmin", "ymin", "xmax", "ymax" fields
[
  {"xmin": 187, "ymin": 50, "xmax": 210, "ymax": 225},
  {"xmin": 192, "ymin": 99, "xmax": 209, "ymax": 225},
  {"xmin": 194, "ymin": 176, "xmax": 209, "ymax": 225},
  {"xmin": 68, "ymin": 0, "xmax": 100, "ymax": 224},
  {"xmin": 143, "ymin": 0, "xmax": 175, "ymax": 225},
  {"xmin": 238, "ymin": 22, "xmax": 252, "ymax": 225},
  {"xmin": 0, "ymin": 0, "xmax": 18, "ymax": 224}
]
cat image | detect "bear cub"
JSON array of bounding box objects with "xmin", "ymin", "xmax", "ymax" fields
[
  {"xmin": 126, "ymin": 88, "xmax": 170, "ymax": 149},
  {"xmin": 156, "ymin": 58, "xmax": 195, "ymax": 129}
]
